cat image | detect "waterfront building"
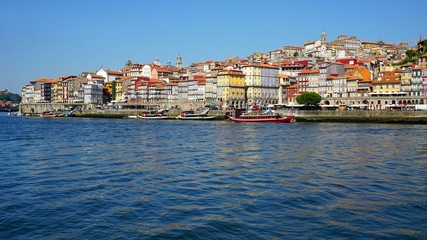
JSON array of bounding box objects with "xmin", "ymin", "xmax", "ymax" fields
[
  {"xmin": 240, "ymin": 63, "xmax": 259, "ymax": 104},
  {"xmin": 147, "ymin": 81, "xmax": 165, "ymax": 103},
  {"xmin": 412, "ymin": 67, "xmax": 423, "ymax": 97},
  {"xmin": 318, "ymin": 62, "xmax": 345, "ymax": 97},
  {"xmin": 33, "ymin": 87, "xmax": 42, "ymax": 103},
  {"xmin": 61, "ymin": 77, "xmax": 70, "ymax": 103},
  {"xmin": 114, "ymin": 76, "xmax": 132, "ymax": 101},
  {"xmin": 297, "ymin": 69, "xmax": 319, "ymax": 94},
  {"xmin": 23, "ymin": 78, "xmax": 57, "ymax": 103},
  {"xmin": 357, "ymin": 79, "xmax": 372, "ymax": 97},
  {"xmin": 22, "ymin": 84, "xmax": 34, "ymax": 104},
  {"xmin": 188, "ymin": 75, "xmax": 206, "ymax": 102},
  {"xmin": 83, "ymin": 81, "xmax": 102, "ymax": 104},
  {"xmin": 165, "ymin": 82, "xmax": 179, "ymax": 102},
  {"xmin": 329, "ymin": 75, "xmax": 347, "ymax": 99},
  {"xmin": 422, "ymin": 69, "xmax": 427, "ymax": 96},
  {"xmin": 41, "ymin": 81, "xmax": 53, "ymax": 103},
  {"xmin": 131, "ymin": 78, "xmax": 147, "ymax": 103},
  {"xmin": 344, "ymin": 66, "xmax": 372, "ymax": 98},
  {"xmin": 278, "ymin": 74, "xmax": 292, "ymax": 104},
  {"xmin": 205, "ymin": 74, "xmax": 218, "ymax": 105},
  {"xmin": 217, "ymin": 69, "xmax": 245, "ymax": 109},
  {"xmin": 286, "ymin": 84, "xmax": 298, "ymax": 104},
  {"xmin": 52, "ymin": 79, "xmax": 64, "ymax": 103},
  {"xmin": 61, "ymin": 76, "xmax": 87, "ymax": 103},
  {"xmin": 178, "ymin": 76, "xmax": 189, "ymax": 102},
  {"xmin": 306, "ymin": 69, "xmax": 319, "ymax": 93},
  {"xmin": 82, "ymin": 74, "xmax": 104, "ymax": 105},
  {"xmin": 112, "ymin": 79, "xmax": 122, "ymax": 101},
  {"xmin": 346, "ymin": 77, "xmax": 358, "ymax": 98},
  {"xmin": 241, "ymin": 63, "xmax": 279, "ymax": 105},
  {"xmin": 21, "ymin": 86, "xmax": 27, "ymax": 104},
  {"xmin": 372, "ymin": 71, "xmax": 402, "ymax": 94},
  {"xmin": 260, "ymin": 64, "xmax": 280, "ymax": 105},
  {"xmin": 398, "ymin": 63, "xmax": 414, "ymax": 96}
]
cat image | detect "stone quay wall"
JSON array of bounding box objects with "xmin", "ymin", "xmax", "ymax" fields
[
  {"xmin": 288, "ymin": 110, "xmax": 427, "ymax": 123},
  {"xmin": 19, "ymin": 103, "xmax": 427, "ymax": 123}
]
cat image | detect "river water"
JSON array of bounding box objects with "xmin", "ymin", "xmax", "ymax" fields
[{"xmin": 1, "ymin": 113, "xmax": 426, "ymax": 239}]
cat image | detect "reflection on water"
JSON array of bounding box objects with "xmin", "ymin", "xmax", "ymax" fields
[{"xmin": 0, "ymin": 115, "xmax": 426, "ymax": 239}]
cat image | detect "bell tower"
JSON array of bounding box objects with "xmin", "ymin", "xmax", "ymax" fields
[
  {"xmin": 176, "ymin": 54, "xmax": 183, "ymax": 69},
  {"xmin": 321, "ymin": 32, "xmax": 327, "ymax": 46}
]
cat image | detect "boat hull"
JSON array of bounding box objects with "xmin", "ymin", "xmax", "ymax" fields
[
  {"xmin": 138, "ymin": 115, "xmax": 169, "ymax": 120},
  {"xmin": 176, "ymin": 115, "xmax": 217, "ymax": 120},
  {"xmin": 228, "ymin": 115, "xmax": 296, "ymax": 123}
]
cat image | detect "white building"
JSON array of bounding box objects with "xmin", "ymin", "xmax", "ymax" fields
[
  {"xmin": 83, "ymin": 73, "xmax": 105, "ymax": 104},
  {"xmin": 96, "ymin": 68, "xmax": 123, "ymax": 82}
]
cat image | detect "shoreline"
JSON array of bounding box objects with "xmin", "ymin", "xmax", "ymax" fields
[{"xmin": 20, "ymin": 109, "xmax": 427, "ymax": 124}]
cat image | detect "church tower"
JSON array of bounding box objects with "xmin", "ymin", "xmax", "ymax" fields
[
  {"xmin": 153, "ymin": 57, "xmax": 162, "ymax": 66},
  {"xmin": 125, "ymin": 59, "xmax": 132, "ymax": 67},
  {"xmin": 176, "ymin": 54, "xmax": 183, "ymax": 69},
  {"xmin": 321, "ymin": 32, "xmax": 327, "ymax": 45}
]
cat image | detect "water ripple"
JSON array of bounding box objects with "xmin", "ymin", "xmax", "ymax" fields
[{"xmin": 0, "ymin": 115, "xmax": 426, "ymax": 239}]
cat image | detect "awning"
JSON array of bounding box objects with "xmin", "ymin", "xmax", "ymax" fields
[
  {"xmin": 321, "ymin": 105, "xmax": 339, "ymax": 107},
  {"xmin": 349, "ymin": 104, "xmax": 368, "ymax": 107},
  {"xmin": 368, "ymin": 92, "xmax": 407, "ymax": 95}
]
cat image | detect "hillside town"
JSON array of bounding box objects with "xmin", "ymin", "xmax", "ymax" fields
[{"xmin": 20, "ymin": 33, "xmax": 427, "ymax": 111}]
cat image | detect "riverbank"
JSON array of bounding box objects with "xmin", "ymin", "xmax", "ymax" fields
[
  {"xmin": 72, "ymin": 109, "xmax": 230, "ymax": 120},
  {"xmin": 293, "ymin": 110, "xmax": 427, "ymax": 124},
  {"xmin": 18, "ymin": 103, "xmax": 427, "ymax": 123},
  {"xmin": 70, "ymin": 109, "xmax": 427, "ymax": 124}
]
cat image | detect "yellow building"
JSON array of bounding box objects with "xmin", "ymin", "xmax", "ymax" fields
[
  {"xmin": 112, "ymin": 79, "xmax": 123, "ymax": 101},
  {"xmin": 217, "ymin": 69, "xmax": 245, "ymax": 108},
  {"xmin": 372, "ymin": 71, "xmax": 401, "ymax": 94},
  {"xmin": 241, "ymin": 64, "xmax": 261, "ymax": 104},
  {"xmin": 397, "ymin": 63, "xmax": 414, "ymax": 93}
]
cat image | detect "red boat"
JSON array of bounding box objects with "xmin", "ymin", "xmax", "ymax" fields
[{"xmin": 228, "ymin": 112, "xmax": 296, "ymax": 123}]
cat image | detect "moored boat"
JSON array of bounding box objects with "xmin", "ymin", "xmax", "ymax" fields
[
  {"xmin": 138, "ymin": 114, "xmax": 169, "ymax": 120},
  {"xmin": 228, "ymin": 109, "xmax": 295, "ymax": 123},
  {"xmin": 228, "ymin": 114, "xmax": 295, "ymax": 123},
  {"xmin": 176, "ymin": 108, "xmax": 217, "ymax": 120},
  {"xmin": 138, "ymin": 109, "xmax": 170, "ymax": 120}
]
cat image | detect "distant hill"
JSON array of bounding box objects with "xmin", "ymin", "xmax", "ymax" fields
[{"xmin": 0, "ymin": 91, "xmax": 22, "ymax": 103}]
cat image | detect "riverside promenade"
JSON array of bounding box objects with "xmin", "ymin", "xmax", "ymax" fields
[
  {"xmin": 18, "ymin": 103, "xmax": 427, "ymax": 123},
  {"xmin": 291, "ymin": 110, "xmax": 427, "ymax": 124}
]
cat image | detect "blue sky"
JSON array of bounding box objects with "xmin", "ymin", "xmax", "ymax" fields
[{"xmin": 1, "ymin": 0, "xmax": 426, "ymax": 94}]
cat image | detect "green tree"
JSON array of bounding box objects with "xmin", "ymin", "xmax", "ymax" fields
[
  {"xmin": 293, "ymin": 51, "xmax": 299, "ymax": 57},
  {"xmin": 420, "ymin": 39, "xmax": 427, "ymax": 54},
  {"xmin": 296, "ymin": 92, "xmax": 321, "ymax": 106},
  {"xmin": 406, "ymin": 49, "xmax": 417, "ymax": 59},
  {"xmin": 102, "ymin": 88, "xmax": 112, "ymax": 103},
  {"xmin": 0, "ymin": 91, "xmax": 21, "ymax": 103}
]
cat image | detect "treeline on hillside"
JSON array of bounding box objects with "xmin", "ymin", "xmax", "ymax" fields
[
  {"xmin": 394, "ymin": 39, "xmax": 427, "ymax": 66},
  {"xmin": 0, "ymin": 91, "xmax": 22, "ymax": 103}
]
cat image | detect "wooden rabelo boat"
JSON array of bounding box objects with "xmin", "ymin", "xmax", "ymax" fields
[{"xmin": 228, "ymin": 109, "xmax": 295, "ymax": 123}]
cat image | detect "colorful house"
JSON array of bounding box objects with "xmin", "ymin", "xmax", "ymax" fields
[{"xmin": 217, "ymin": 69, "xmax": 245, "ymax": 109}]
